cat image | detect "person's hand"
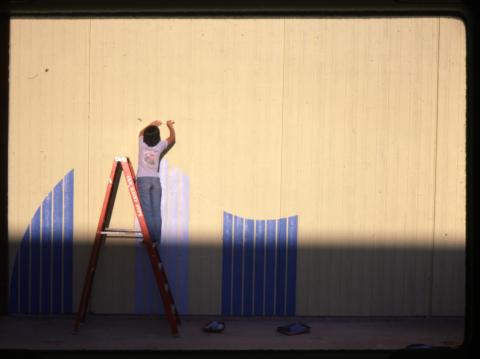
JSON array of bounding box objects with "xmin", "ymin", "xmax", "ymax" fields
[
  {"xmin": 151, "ymin": 120, "xmax": 162, "ymax": 126},
  {"xmin": 166, "ymin": 120, "xmax": 175, "ymax": 127}
]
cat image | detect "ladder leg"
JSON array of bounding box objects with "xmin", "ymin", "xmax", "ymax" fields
[
  {"xmin": 74, "ymin": 157, "xmax": 181, "ymax": 336},
  {"xmin": 155, "ymin": 252, "xmax": 182, "ymax": 325},
  {"xmin": 122, "ymin": 159, "xmax": 181, "ymax": 336},
  {"xmin": 73, "ymin": 232, "xmax": 104, "ymax": 332},
  {"xmin": 73, "ymin": 160, "xmax": 122, "ymax": 333},
  {"xmin": 146, "ymin": 245, "xmax": 180, "ymax": 336}
]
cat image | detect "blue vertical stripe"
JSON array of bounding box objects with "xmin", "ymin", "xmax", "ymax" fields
[
  {"xmin": 286, "ymin": 216, "xmax": 298, "ymax": 315},
  {"xmin": 9, "ymin": 256, "xmax": 19, "ymax": 312},
  {"xmin": 264, "ymin": 220, "xmax": 276, "ymax": 316},
  {"xmin": 275, "ymin": 218, "xmax": 287, "ymax": 316},
  {"xmin": 133, "ymin": 162, "xmax": 190, "ymax": 315},
  {"xmin": 164, "ymin": 169, "xmax": 179, "ymax": 315},
  {"xmin": 52, "ymin": 180, "xmax": 63, "ymax": 313},
  {"xmin": 30, "ymin": 208, "xmax": 41, "ymax": 314},
  {"xmin": 221, "ymin": 212, "xmax": 233, "ymax": 315},
  {"xmin": 254, "ymin": 220, "xmax": 265, "ymax": 316},
  {"xmin": 41, "ymin": 193, "xmax": 52, "ymax": 313},
  {"xmin": 144, "ymin": 250, "xmax": 156, "ymax": 314},
  {"xmin": 159, "ymin": 160, "xmax": 168, "ymax": 244},
  {"xmin": 177, "ymin": 173, "xmax": 190, "ymax": 314},
  {"xmin": 63, "ymin": 170, "xmax": 74, "ymax": 313},
  {"xmin": 152, "ymin": 249, "xmax": 163, "ymax": 315},
  {"xmin": 156, "ymin": 160, "xmax": 169, "ymax": 315},
  {"xmin": 243, "ymin": 219, "xmax": 254, "ymax": 316},
  {"xmin": 19, "ymin": 226, "xmax": 30, "ymax": 313},
  {"xmin": 134, "ymin": 240, "xmax": 146, "ymax": 313},
  {"xmin": 232, "ymin": 216, "xmax": 244, "ymax": 315}
]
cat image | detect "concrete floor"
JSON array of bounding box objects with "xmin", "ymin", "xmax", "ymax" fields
[{"xmin": 0, "ymin": 314, "xmax": 464, "ymax": 351}]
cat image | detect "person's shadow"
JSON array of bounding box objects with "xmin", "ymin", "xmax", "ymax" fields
[{"xmin": 159, "ymin": 139, "xmax": 175, "ymax": 162}]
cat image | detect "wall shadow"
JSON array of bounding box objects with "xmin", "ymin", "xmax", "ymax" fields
[
  {"xmin": 6, "ymin": 233, "xmax": 466, "ymax": 316},
  {"xmin": 4, "ymin": 233, "xmax": 467, "ymax": 351}
]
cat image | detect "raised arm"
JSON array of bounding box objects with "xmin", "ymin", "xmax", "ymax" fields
[
  {"xmin": 166, "ymin": 120, "xmax": 176, "ymax": 146},
  {"xmin": 139, "ymin": 120, "xmax": 162, "ymax": 137}
]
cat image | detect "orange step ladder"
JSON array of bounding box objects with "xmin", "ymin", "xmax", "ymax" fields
[{"xmin": 73, "ymin": 156, "xmax": 181, "ymax": 336}]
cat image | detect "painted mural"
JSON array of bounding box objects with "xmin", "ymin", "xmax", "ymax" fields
[
  {"xmin": 221, "ymin": 213, "xmax": 298, "ymax": 316},
  {"xmin": 9, "ymin": 170, "xmax": 74, "ymax": 314},
  {"xmin": 134, "ymin": 159, "xmax": 190, "ymax": 314},
  {"xmin": 8, "ymin": 18, "xmax": 466, "ymax": 316}
]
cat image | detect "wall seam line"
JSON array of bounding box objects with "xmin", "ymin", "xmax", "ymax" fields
[
  {"xmin": 429, "ymin": 17, "xmax": 441, "ymax": 318},
  {"xmin": 87, "ymin": 19, "xmax": 92, "ymax": 242},
  {"xmin": 279, "ymin": 18, "xmax": 286, "ymax": 218}
]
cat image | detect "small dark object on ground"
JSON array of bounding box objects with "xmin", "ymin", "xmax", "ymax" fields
[
  {"xmin": 405, "ymin": 343, "xmax": 453, "ymax": 350},
  {"xmin": 203, "ymin": 321, "xmax": 225, "ymax": 333},
  {"xmin": 405, "ymin": 344, "xmax": 433, "ymax": 350},
  {"xmin": 277, "ymin": 322, "xmax": 311, "ymax": 336}
]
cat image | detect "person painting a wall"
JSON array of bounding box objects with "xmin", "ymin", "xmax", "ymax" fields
[{"xmin": 137, "ymin": 120, "xmax": 176, "ymax": 247}]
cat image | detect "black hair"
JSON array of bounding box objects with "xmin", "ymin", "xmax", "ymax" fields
[{"xmin": 143, "ymin": 125, "xmax": 160, "ymax": 147}]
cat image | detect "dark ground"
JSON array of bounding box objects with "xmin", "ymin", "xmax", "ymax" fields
[{"xmin": 0, "ymin": 314, "xmax": 464, "ymax": 351}]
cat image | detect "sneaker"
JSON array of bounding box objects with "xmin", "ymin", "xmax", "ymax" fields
[
  {"xmin": 203, "ymin": 321, "xmax": 225, "ymax": 333},
  {"xmin": 277, "ymin": 322, "xmax": 310, "ymax": 335}
]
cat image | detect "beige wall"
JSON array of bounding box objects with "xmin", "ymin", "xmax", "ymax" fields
[{"xmin": 8, "ymin": 17, "xmax": 465, "ymax": 315}]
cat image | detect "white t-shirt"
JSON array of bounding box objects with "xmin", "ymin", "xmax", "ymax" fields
[{"xmin": 137, "ymin": 136, "xmax": 168, "ymax": 177}]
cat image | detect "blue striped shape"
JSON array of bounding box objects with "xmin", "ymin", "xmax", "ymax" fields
[
  {"xmin": 63, "ymin": 170, "xmax": 74, "ymax": 313},
  {"xmin": 144, "ymin": 252, "xmax": 157, "ymax": 313},
  {"xmin": 9, "ymin": 170, "xmax": 74, "ymax": 314},
  {"xmin": 134, "ymin": 238, "xmax": 146, "ymax": 314},
  {"xmin": 30, "ymin": 208, "xmax": 41, "ymax": 314},
  {"xmin": 221, "ymin": 213, "xmax": 233, "ymax": 315},
  {"xmin": 243, "ymin": 219, "xmax": 254, "ymax": 316},
  {"xmin": 232, "ymin": 216, "xmax": 244, "ymax": 315},
  {"xmin": 254, "ymin": 220, "xmax": 265, "ymax": 316},
  {"xmin": 19, "ymin": 226, "xmax": 30, "ymax": 313},
  {"xmin": 275, "ymin": 218, "xmax": 287, "ymax": 316},
  {"xmin": 52, "ymin": 179, "xmax": 63, "ymax": 313},
  {"xmin": 134, "ymin": 160, "xmax": 190, "ymax": 315},
  {"xmin": 177, "ymin": 174, "xmax": 190, "ymax": 314},
  {"xmin": 41, "ymin": 192, "xmax": 52, "ymax": 313},
  {"xmin": 162, "ymin": 168, "xmax": 179, "ymax": 315},
  {"xmin": 286, "ymin": 216, "xmax": 298, "ymax": 315},
  {"xmin": 222, "ymin": 213, "xmax": 298, "ymax": 316},
  {"xmin": 264, "ymin": 220, "xmax": 276, "ymax": 316},
  {"xmin": 8, "ymin": 260, "xmax": 19, "ymax": 312}
]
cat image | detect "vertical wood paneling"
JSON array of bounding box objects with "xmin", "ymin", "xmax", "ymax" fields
[
  {"xmin": 40, "ymin": 193, "xmax": 52, "ymax": 313},
  {"xmin": 281, "ymin": 18, "xmax": 439, "ymax": 315},
  {"xmin": 8, "ymin": 19, "xmax": 90, "ymax": 312},
  {"xmin": 187, "ymin": 19, "xmax": 284, "ymax": 314},
  {"xmin": 9, "ymin": 17, "xmax": 465, "ymax": 316},
  {"xmin": 432, "ymin": 18, "xmax": 466, "ymax": 316}
]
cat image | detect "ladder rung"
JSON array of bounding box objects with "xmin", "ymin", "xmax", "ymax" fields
[
  {"xmin": 104, "ymin": 228, "xmax": 141, "ymax": 233},
  {"xmin": 99, "ymin": 231, "xmax": 143, "ymax": 238}
]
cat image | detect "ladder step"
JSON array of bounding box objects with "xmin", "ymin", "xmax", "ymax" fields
[
  {"xmin": 99, "ymin": 229, "xmax": 143, "ymax": 237},
  {"xmin": 104, "ymin": 228, "xmax": 140, "ymax": 233}
]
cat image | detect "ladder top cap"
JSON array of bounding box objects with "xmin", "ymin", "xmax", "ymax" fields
[{"xmin": 114, "ymin": 156, "xmax": 128, "ymax": 162}]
